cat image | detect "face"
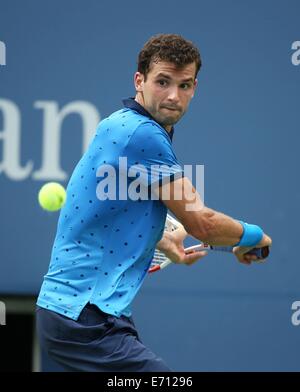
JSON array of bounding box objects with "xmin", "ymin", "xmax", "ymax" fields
[{"xmin": 134, "ymin": 61, "xmax": 197, "ymax": 131}]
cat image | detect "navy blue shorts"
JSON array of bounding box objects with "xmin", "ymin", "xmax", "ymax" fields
[{"xmin": 36, "ymin": 303, "xmax": 171, "ymax": 372}]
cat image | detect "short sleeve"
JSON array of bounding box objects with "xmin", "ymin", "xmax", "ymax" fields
[{"xmin": 122, "ymin": 122, "xmax": 183, "ymax": 188}]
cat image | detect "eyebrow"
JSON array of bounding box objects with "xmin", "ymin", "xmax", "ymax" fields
[{"xmin": 155, "ymin": 73, "xmax": 194, "ymax": 83}]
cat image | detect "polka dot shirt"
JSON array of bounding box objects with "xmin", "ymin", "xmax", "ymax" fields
[{"xmin": 37, "ymin": 98, "xmax": 183, "ymax": 320}]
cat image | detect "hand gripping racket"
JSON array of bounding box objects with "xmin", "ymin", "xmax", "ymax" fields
[{"xmin": 149, "ymin": 214, "xmax": 270, "ymax": 273}]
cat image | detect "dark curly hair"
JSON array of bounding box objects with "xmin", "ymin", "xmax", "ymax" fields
[{"xmin": 137, "ymin": 34, "xmax": 202, "ymax": 80}]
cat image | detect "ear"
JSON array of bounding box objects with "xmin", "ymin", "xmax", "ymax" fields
[
  {"xmin": 191, "ymin": 79, "xmax": 198, "ymax": 98},
  {"xmin": 134, "ymin": 72, "xmax": 145, "ymax": 92}
]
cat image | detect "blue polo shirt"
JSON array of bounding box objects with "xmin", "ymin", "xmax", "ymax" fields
[{"xmin": 37, "ymin": 98, "xmax": 183, "ymax": 319}]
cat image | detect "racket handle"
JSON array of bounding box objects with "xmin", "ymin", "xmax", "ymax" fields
[
  {"xmin": 211, "ymin": 245, "xmax": 269, "ymax": 260},
  {"xmin": 187, "ymin": 244, "xmax": 270, "ymax": 260},
  {"xmin": 245, "ymin": 246, "xmax": 269, "ymax": 259}
]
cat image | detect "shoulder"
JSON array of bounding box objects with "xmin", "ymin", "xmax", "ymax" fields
[{"xmin": 131, "ymin": 118, "xmax": 171, "ymax": 145}]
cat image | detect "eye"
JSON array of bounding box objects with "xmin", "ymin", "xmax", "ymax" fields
[
  {"xmin": 180, "ymin": 83, "xmax": 192, "ymax": 90},
  {"xmin": 157, "ymin": 79, "xmax": 168, "ymax": 87}
]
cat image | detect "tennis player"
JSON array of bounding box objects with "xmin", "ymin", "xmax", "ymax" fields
[{"xmin": 36, "ymin": 34, "xmax": 272, "ymax": 372}]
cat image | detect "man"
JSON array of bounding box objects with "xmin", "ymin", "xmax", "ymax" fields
[{"xmin": 36, "ymin": 34, "xmax": 272, "ymax": 372}]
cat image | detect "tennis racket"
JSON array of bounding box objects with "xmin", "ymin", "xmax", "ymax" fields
[{"xmin": 149, "ymin": 214, "xmax": 270, "ymax": 273}]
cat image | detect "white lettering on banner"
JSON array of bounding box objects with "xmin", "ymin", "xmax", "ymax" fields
[
  {"xmin": 0, "ymin": 41, "xmax": 6, "ymax": 66},
  {"xmin": 33, "ymin": 101, "xmax": 100, "ymax": 180},
  {"xmin": 0, "ymin": 99, "xmax": 100, "ymax": 181},
  {"xmin": 291, "ymin": 41, "xmax": 300, "ymax": 66},
  {"xmin": 291, "ymin": 301, "xmax": 300, "ymax": 326},
  {"xmin": 0, "ymin": 99, "xmax": 34, "ymax": 180}
]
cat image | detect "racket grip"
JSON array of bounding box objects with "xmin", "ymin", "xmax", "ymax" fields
[
  {"xmin": 246, "ymin": 246, "xmax": 269, "ymax": 259},
  {"xmin": 211, "ymin": 245, "xmax": 270, "ymax": 259}
]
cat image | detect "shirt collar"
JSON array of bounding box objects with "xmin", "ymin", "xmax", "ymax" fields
[{"xmin": 122, "ymin": 97, "xmax": 174, "ymax": 141}]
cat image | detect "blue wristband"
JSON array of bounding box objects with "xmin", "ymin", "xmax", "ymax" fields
[{"xmin": 235, "ymin": 221, "xmax": 263, "ymax": 247}]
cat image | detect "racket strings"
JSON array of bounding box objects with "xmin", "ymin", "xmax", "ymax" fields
[{"xmin": 151, "ymin": 215, "xmax": 179, "ymax": 269}]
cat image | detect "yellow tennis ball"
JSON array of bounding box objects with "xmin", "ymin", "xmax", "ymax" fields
[{"xmin": 38, "ymin": 182, "xmax": 66, "ymax": 212}]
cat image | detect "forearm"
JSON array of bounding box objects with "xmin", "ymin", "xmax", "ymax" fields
[
  {"xmin": 160, "ymin": 177, "xmax": 264, "ymax": 248},
  {"xmin": 188, "ymin": 207, "xmax": 243, "ymax": 246}
]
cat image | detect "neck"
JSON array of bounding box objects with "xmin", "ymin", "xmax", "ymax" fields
[
  {"xmin": 134, "ymin": 94, "xmax": 172, "ymax": 133},
  {"xmin": 134, "ymin": 92, "xmax": 144, "ymax": 107}
]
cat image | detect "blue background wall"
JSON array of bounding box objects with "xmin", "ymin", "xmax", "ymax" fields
[{"xmin": 1, "ymin": 0, "xmax": 300, "ymax": 371}]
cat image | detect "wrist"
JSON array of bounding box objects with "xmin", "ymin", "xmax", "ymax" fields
[
  {"xmin": 156, "ymin": 231, "xmax": 173, "ymax": 252},
  {"xmin": 235, "ymin": 221, "xmax": 263, "ymax": 247},
  {"xmin": 172, "ymin": 225, "xmax": 188, "ymax": 241}
]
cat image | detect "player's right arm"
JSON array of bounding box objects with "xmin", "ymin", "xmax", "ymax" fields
[{"xmin": 159, "ymin": 176, "xmax": 272, "ymax": 264}]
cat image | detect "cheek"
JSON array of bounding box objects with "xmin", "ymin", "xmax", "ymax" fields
[
  {"xmin": 182, "ymin": 93, "xmax": 193, "ymax": 106},
  {"xmin": 151, "ymin": 86, "xmax": 163, "ymax": 99},
  {"xmin": 149, "ymin": 89, "xmax": 164, "ymax": 107}
]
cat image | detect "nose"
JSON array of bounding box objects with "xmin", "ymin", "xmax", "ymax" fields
[{"xmin": 167, "ymin": 86, "xmax": 180, "ymax": 103}]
